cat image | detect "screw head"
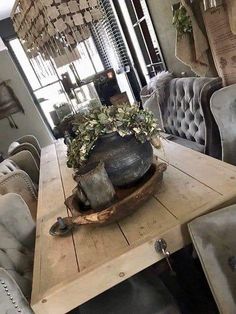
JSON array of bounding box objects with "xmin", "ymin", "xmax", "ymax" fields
[
  {"xmin": 119, "ymin": 272, "xmax": 125, "ymax": 278},
  {"xmin": 228, "ymin": 256, "xmax": 236, "ymax": 271}
]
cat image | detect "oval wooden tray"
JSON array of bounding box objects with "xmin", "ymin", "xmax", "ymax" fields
[{"xmin": 64, "ymin": 162, "xmax": 167, "ymax": 226}]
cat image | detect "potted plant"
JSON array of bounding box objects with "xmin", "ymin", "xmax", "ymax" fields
[{"xmin": 67, "ymin": 103, "xmax": 160, "ymax": 187}]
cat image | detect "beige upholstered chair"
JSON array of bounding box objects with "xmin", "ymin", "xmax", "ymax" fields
[
  {"xmin": 9, "ymin": 150, "xmax": 39, "ymax": 186},
  {"xmin": 0, "ymin": 154, "xmax": 38, "ymax": 220},
  {"xmin": 0, "ymin": 193, "xmax": 35, "ymax": 314},
  {"xmin": 8, "ymin": 135, "xmax": 41, "ymax": 168}
]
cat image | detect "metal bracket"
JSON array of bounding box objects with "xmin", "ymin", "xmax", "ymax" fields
[
  {"xmin": 155, "ymin": 238, "xmax": 176, "ymax": 275},
  {"xmin": 155, "ymin": 238, "xmax": 168, "ymax": 254}
]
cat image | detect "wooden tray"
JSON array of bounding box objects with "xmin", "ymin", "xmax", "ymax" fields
[{"xmin": 65, "ymin": 162, "xmax": 167, "ymax": 226}]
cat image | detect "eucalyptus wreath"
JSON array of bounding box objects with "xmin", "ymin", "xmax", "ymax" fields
[{"xmin": 67, "ymin": 104, "xmax": 160, "ymax": 169}]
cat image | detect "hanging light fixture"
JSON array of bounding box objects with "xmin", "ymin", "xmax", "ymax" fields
[
  {"xmin": 11, "ymin": 0, "xmax": 104, "ymax": 68},
  {"xmin": 203, "ymin": 0, "xmax": 223, "ymax": 11}
]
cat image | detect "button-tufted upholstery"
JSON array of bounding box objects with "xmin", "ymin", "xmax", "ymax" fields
[
  {"xmin": 160, "ymin": 77, "xmax": 222, "ymax": 158},
  {"xmin": 0, "ymin": 193, "xmax": 35, "ymax": 313},
  {"xmin": 0, "ymin": 151, "xmax": 39, "ymax": 220}
]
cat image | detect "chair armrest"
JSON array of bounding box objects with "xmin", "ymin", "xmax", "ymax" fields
[
  {"xmin": 9, "ymin": 144, "xmax": 40, "ymax": 169},
  {"xmin": 17, "ymin": 135, "xmax": 41, "ymax": 155},
  {"xmin": 0, "ymin": 170, "xmax": 37, "ymax": 220},
  {"xmin": 9, "ymin": 151, "xmax": 39, "ymax": 185},
  {"xmin": 0, "ymin": 268, "xmax": 34, "ymax": 314}
]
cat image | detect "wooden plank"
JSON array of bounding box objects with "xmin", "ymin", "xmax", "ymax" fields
[
  {"xmin": 54, "ymin": 140, "xmax": 76, "ymax": 200},
  {"xmin": 180, "ymin": 193, "xmax": 236, "ymax": 223},
  {"xmin": 31, "ymin": 144, "xmax": 78, "ymax": 311},
  {"xmin": 31, "ymin": 222, "xmax": 188, "ymax": 314},
  {"xmin": 118, "ymin": 196, "xmax": 178, "ymax": 245},
  {"xmin": 32, "ymin": 139, "xmax": 236, "ymax": 314},
  {"xmin": 55, "ymin": 141, "xmax": 129, "ymax": 272},
  {"xmin": 155, "ymin": 164, "xmax": 221, "ymax": 219},
  {"xmin": 155, "ymin": 139, "xmax": 236, "ymax": 195}
]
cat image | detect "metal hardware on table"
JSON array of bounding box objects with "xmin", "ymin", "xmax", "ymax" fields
[
  {"xmin": 228, "ymin": 256, "xmax": 236, "ymax": 272},
  {"xmin": 155, "ymin": 238, "xmax": 176, "ymax": 276}
]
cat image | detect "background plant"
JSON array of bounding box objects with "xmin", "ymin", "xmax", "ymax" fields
[
  {"xmin": 173, "ymin": 4, "xmax": 192, "ymax": 38},
  {"xmin": 67, "ymin": 104, "xmax": 160, "ymax": 169}
]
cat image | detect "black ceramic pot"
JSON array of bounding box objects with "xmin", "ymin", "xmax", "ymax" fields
[{"xmin": 87, "ymin": 132, "xmax": 153, "ymax": 187}]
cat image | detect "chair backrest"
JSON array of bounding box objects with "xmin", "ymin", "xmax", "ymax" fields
[
  {"xmin": 188, "ymin": 204, "xmax": 236, "ymax": 314},
  {"xmin": 0, "ymin": 160, "xmax": 19, "ymax": 177},
  {"xmin": 160, "ymin": 77, "xmax": 222, "ymax": 158},
  {"xmin": 0, "ymin": 159, "xmax": 38, "ymax": 220},
  {"xmin": 17, "ymin": 135, "xmax": 41, "ymax": 155},
  {"xmin": 8, "ymin": 143, "xmax": 40, "ymax": 168},
  {"xmin": 210, "ymin": 84, "xmax": 236, "ymax": 165},
  {"xmin": 9, "ymin": 150, "xmax": 39, "ymax": 185},
  {"xmin": 0, "ymin": 193, "xmax": 35, "ymax": 300}
]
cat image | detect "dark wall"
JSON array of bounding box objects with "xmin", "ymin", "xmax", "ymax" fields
[{"xmin": 0, "ymin": 18, "xmax": 16, "ymax": 41}]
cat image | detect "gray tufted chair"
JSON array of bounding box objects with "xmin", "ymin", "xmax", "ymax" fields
[
  {"xmin": 0, "ymin": 193, "xmax": 35, "ymax": 314},
  {"xmin": 188, "ymin": 204, "xmax": 236, "ymax": 313},
  {"xmin": 160, "ymin": 77, "xmax": 222, "ymax": 159},
  {"xmin": 210, "ymin": 84, "xmax": 236, "ymax": 165}
]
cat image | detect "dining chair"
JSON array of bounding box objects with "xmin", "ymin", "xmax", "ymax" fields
[
  {"xmin": 8, "ymin": 135, "xmax": 41, "ymax": 168},
  {"xmin": 210, "ymin": 84, "xmax": 236, "ymax": 165},
  {"xmin": 0, "ymin": 193, "xmax": 35, "ymax": 314},
  {"xmin": 188, "ymin": 205, "xmax": 236, "ymax": 314}
]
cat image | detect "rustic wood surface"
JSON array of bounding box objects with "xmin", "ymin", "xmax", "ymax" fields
[
  {"xmin": 64, "ymin": 163, "xmax": 167, "ymax": 225},
  {"xmin": 31, "ymin": 139, "xmax": 236, "ymax": 314}
]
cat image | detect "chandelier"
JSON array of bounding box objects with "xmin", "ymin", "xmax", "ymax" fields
[{"xmin": 11, "ymin": 0, "xmax": 104, "ymax": 67}]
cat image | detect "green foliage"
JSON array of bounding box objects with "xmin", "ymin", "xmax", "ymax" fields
[
  {"xmin": 173, "ymin": 5, "xmax": 192, "ymax": 37},
  {"xmin": 67, "ymin": 103, "xmax": 160, "ymax": 169}
]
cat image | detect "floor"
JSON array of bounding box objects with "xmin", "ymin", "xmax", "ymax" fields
[
  {"xmin": 69, "ymin": 245, "xmax": 219, "ymax": 314},
  {"xmin": 157, "ymin": 245, "xmax": 219, "ymax": 314}
]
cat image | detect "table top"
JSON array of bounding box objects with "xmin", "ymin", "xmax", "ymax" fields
[{"xmin": 31, "ymin": 139, "xmax": 236, "ymax": 314}]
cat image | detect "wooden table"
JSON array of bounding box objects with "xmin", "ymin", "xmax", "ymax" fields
[{"xmin": 31, "ymin": 139, "xmax": 236, "ymax": 314}]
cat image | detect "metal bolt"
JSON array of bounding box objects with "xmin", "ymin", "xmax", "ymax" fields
[
  {"xmin": 12, "ymin": 301, "xmax": 16, "ymax": 304},
  {"xmin": 10, "ymin": 297, "xmax": 13, "ymax": 300},
  {"xmin": 228, "ymin": 256, "xmax": 236, "ymax": 271},
  {"xmin": 3, "ymin": 285, "xmax": 7, "ymax": 289},
  {"xmin": 1, "ymin": 281, "xmax": 5, "ymax": 284},
  {"xmin": 5, "ymin": 288, "xmax": 8, "ymax": 292},
  {"xmin": 14, "ymin": 305, "xmax": 18, "ymax": 308},
  {"xmin": 57, "ymin": 217, "xmax": 67, "ymax": 230},
  {"xmin": 7, "ymin": 293, "xmax": 10, "ymax": 296}
]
